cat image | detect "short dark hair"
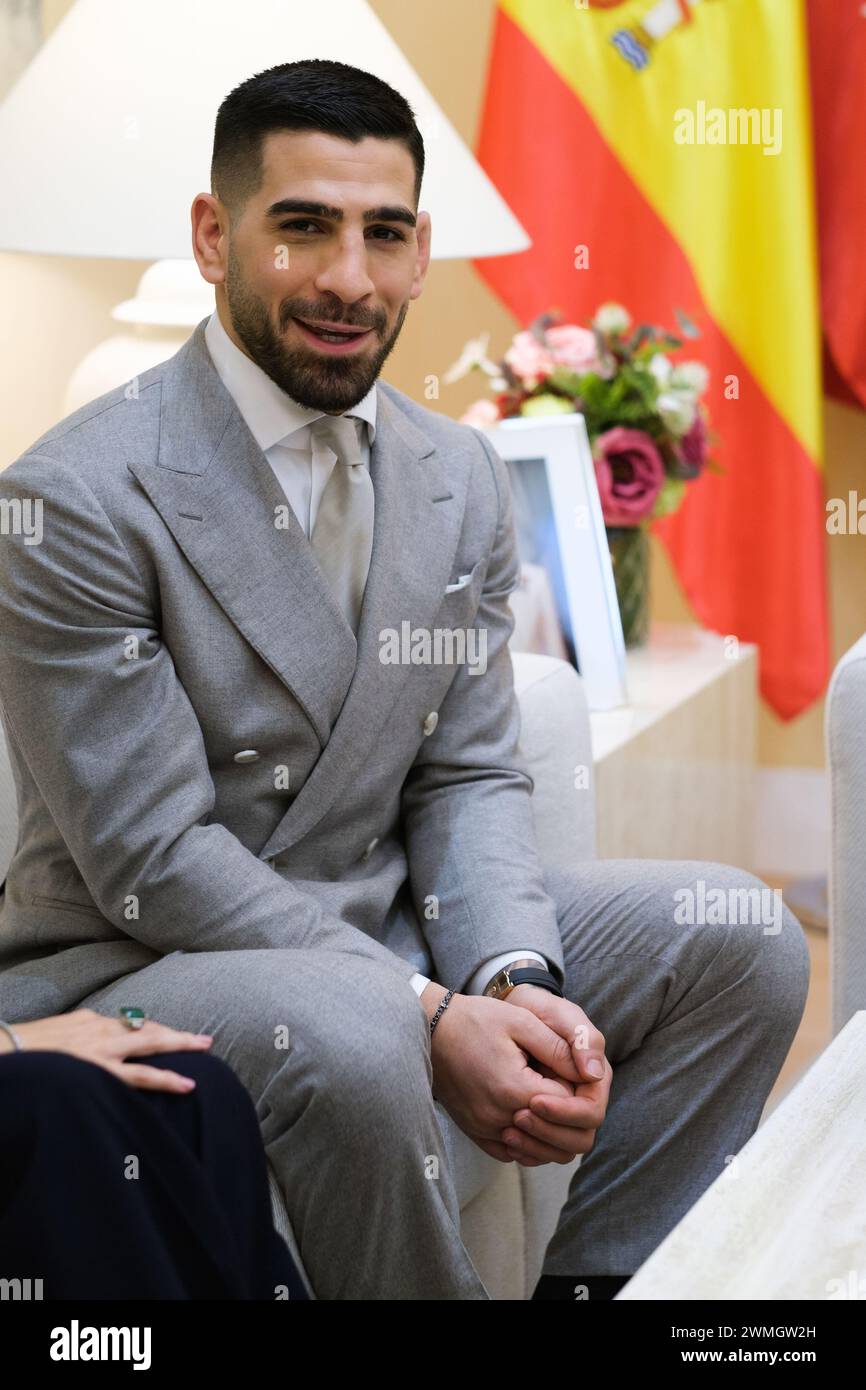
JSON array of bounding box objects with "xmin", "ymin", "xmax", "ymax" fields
[{"xmin": 211, "ymin": 59, "xmax": 425, "ymax": 225}]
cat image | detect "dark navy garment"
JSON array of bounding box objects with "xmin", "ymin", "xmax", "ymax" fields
[{"xmin": 0, "ymin": 1048, "xmax": 309, "ymax": 1300}]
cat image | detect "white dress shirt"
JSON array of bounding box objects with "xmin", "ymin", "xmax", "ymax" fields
[
  {"xmin": 204, "ymin": 310, "xmax": 550, "ymax": 1000},
  {"xmin": 204, "ymin": 309, "xmax": 377, "ymax": 533}
]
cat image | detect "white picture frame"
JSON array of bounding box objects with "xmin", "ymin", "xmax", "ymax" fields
[{"xmin": 480, "ymin": 412, "xmax": 629, "ymax": 711}]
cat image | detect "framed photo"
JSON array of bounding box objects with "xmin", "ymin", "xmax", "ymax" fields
[{"xmin": 480, "ymin": 412, "xmax": 629, "ymax": 711}]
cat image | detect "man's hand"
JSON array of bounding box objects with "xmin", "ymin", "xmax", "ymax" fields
[
  {"xmin": 421, "ymin": 985, "xmax": 584, "ymax": 1160},
  {"xmin": 499, "ymin": 984, "xmax": 612, "ymax": 1167}
]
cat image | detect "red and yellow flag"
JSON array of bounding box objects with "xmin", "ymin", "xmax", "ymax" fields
[
  {"xmin": 474, "ymin": 0, "xmax": 828, "ymax": 720},
  {"xmin": 808, "ymin": 0, "xmax": 866, "ymax": 410}
]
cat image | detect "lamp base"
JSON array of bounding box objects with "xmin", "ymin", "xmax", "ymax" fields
[{"xmin": 63, "ymin": 259, "xmax": 214, "ymax": 413}]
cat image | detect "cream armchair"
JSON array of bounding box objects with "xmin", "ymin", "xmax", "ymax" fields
[{"xmin": 826, "ymin": 632, "xmax": 866, "ymax": 1038}]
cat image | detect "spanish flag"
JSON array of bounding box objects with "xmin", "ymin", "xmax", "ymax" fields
[
  {"xmin": 474, "ymin": 0, "xmax": 828, "ymax": 720},
  {"xmin": 808, "ymin": 0, "xmax": 866, "ymax": 410}
]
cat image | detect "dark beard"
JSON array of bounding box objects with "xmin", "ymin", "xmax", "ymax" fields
[{"xmin": 224, "ymin": 245, "xmax": 409, "ymax": 412}]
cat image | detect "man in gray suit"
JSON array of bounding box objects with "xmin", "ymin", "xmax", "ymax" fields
[{"xmin": 0, "ymin": 59, "xmax": 809, "ymax": 1300}]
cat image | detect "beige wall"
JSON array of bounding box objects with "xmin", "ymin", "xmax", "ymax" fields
[{"xmin": 4, "ymin": 0, "xmax": 863, "ymax": 771}]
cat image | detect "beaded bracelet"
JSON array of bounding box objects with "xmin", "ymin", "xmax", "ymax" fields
[
  {"xmin": 0, "ymin": 1020, "xmax": 24, "ymax": 1052},
  {"xmin": 429, "ymin": 988, "xmax": 455, "ymax": 1037}
]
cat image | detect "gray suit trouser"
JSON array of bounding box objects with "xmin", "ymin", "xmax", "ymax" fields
[{"xmin": 78, "ymin": 858, "xmax": 810, "ymax": 1299}]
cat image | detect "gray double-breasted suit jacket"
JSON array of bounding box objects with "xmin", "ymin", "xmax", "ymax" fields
[{"xmin": 0, "ymin": 317, "xmax": 565, "ymax": 1022}]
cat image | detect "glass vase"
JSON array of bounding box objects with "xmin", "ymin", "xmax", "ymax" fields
[{"xmin": 606, "ymin": 524, "xmax": 650, "ymax": 648}]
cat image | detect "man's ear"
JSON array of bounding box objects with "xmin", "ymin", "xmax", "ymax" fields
[
  {"xmin": 409, "ymin": 210, "xmax": 432, "ymax": 300},
  {"xmin": 191, "ymin": 193, "xmax": 228, "ymax": 287}
]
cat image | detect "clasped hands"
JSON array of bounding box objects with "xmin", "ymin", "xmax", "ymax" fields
[{"xmin": 424, "ymin": 982, "xmax": 611, "ymax": 1167}]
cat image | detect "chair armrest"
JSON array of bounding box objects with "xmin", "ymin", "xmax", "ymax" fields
[
  {"xmin": 826, "ymin": 632, "xmax": 866, "ymax": 1036},
  {"xmin": 512, "ymin": 651, "xmax": 595, "ymax": 868},
  {"xmin": 0, "ymin": 716, "xmax": 17, "ymax": 885}
]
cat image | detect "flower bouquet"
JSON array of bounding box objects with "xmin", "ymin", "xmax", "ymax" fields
[{"xmin": 447, "ymin": 303, "xmax": 715, "ymax": 646}]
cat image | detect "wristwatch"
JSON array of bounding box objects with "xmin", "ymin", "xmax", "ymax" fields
[{"xmin": 483, "ymin": 961, "xmax": 564, "ymax": 1001}]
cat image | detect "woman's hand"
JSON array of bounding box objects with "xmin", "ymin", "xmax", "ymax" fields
[{"xmin": 0, "ymin": 1008, "xmax": 213, "ymax": 1093}]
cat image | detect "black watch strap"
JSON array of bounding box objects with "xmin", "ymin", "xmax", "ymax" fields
[{"xmin": 507, "ymin": 967, "xmax": 564, "ymax": 998}]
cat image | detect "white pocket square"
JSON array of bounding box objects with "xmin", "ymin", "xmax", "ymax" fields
[{"xmin": 445, "ymin": 573, "xmax": 474, "ymax": 594}]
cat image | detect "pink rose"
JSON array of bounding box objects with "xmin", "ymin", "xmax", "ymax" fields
[
  {"xmin": 460, "ymin": 398, "xmax": 501, "ymax": 428},
  {"xmin": 594, "ymin": 427, "xmax": 666, "ymax": 527},
  {"xmin": 545, "ymin": 324, "xmax": 600, "ymax": 375},
  {"xmin": 672, "ymin": 412, "xmax": 709, "ymax": 479},
  {"xmin": 504, "ymin": 331, "xmax": 555, "ymax": 386}
]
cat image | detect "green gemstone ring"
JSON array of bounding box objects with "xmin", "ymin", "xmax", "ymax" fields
[{"xmin": 118, "ymin": 1007, "xmax": 147, "ymax": 1031}]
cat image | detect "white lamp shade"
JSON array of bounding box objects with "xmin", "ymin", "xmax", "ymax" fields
[{"xmin": 0, "ymin": 0, "xmax": 530, "ymax": 261}]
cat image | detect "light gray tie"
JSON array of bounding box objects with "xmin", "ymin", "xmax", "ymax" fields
[{"xmin": 308, "ymin": 413, "xmax": 375, "ymax": 633}]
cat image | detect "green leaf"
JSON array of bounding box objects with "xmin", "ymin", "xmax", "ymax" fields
[
  {"xmin": 547, "ymin": 366, "xmax": 585, "ymax": 396},
  {"xmin": 628, "ymin": 324, "xmax": 655, "ymax": 353},
  {"xmin": 651, "ymin": 476, "xmax": 687, "ymax": 519},
  {"xmin": 519, "ymin": 393, "xmax": 576, "ymax": 418},
  {"xmin": 675, "ymin": 308, "xmax": 701, "ymax": 340}
]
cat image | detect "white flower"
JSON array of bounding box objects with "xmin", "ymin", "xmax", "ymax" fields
[
  {"xmin": 671, "ymin": 360, "xmax": 709, "ymax": 396},
  {"xmin": 657, "ymin": 390, "xmax": 697, "ymax": 437},
  {"xmin": 593, "ymin": 302, "xmax": 631, "ymax": 335},
  {"xmin": 648, "ymin": 352, "xmax": 673, "ymax": 386},
  {"xmin": 442, "ymin": 331, "xmax": 500, "ymax": 385}
]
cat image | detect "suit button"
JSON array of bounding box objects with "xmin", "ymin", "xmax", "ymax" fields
[
  {"xmin": 233, "ymin": 749, "xmax": 260, "ymax": 764},
  {"xmin": 422, "ymin": 711, "xmax": 438, "ymax": 736},
  {"xmin": 362, "ymin": 837, "xmax": 379, "ymax": 861}
]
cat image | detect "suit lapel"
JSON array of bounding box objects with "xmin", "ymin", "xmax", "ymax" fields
[
  {"xmin": 126, "ymin": 320, "xmax": 356, "ymax": 744},
  {"xmin": 126, "ymin": 319, "xmax": 470, "ymax": 857},
  {"xmin": 257, "ymin": 384, "xmax": 469, "ymax": 859}
]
